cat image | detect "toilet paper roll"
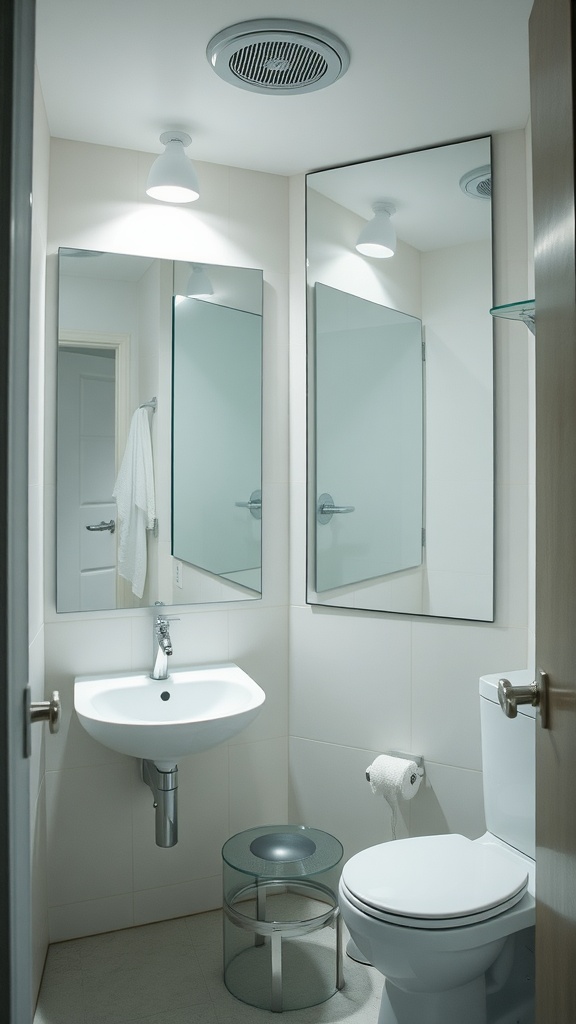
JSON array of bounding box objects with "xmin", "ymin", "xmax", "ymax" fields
[{"xmin": 366, "ymin": 754, "xmax": 423, "ymax": 805}]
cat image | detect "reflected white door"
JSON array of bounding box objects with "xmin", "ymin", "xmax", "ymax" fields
[
  {"xmin": 57, "ymin": 348, "xmax": 117, "ymax": 611},
  {"xmin": 314, "ymin": 284, "xmax": 424, "ymax": 592}
]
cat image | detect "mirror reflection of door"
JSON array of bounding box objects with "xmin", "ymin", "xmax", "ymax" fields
[
  {"xmin": 315, "ymin": 284, "xmax": 424, "ymax": 592},
  {"xmin": 56, "ymin": 346, "xmax": 117, "ymax": 611},
  {"xmin": 172, "ymin": 296, "xmax": 262, "ymax": 593}
]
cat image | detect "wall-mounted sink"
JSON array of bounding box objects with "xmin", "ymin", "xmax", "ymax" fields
[{"xmin": 74, "ymin": 663, "xmax": 266, "ymax": 770}]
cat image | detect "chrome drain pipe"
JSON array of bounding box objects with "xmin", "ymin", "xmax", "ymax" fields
[{"xmin": 142, "ymin": 760, "xmax": 178, "ymax": 847}]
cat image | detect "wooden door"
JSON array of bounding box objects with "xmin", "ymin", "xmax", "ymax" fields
[
  {"xmin": 0, "ymin": 0, "xmax": 35, "ymax": 1018},
  {"xmin": 530, "ymin": 0, "xmax": 576, "ymax": 1019}
]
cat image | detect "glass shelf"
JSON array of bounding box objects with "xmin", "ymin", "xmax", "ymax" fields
[{"xmin": 490, "ymin": 299, "xmax": 535, "ymax": 334}]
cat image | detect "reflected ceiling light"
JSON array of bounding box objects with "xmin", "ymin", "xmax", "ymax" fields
[
  {"xmin": 146, "ymin": 131, "xmax": 200, "ymax": 204},
  {"xmin": 355, "ymin": 202, "xmax": 396, "ymax": 258},
  {"xmin": 186, "ymin": 264, "xmax": 214, "ymax": 296}
]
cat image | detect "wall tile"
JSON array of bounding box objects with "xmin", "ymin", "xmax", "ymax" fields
[
  {"xmin": 228, "ymin": 604, "xmax": 289, "ymax": 744},
  {"xmin": 46, "ymin": 764, "xmax": 134, "ymax": 906},
  {"xmin": 411, "ymin": 621, "xmax": 528, "ymax": 771},
  {"xmin": 409, "ymin": 761, "xmax": 486, "ymax": 840},
  {"xmin": 133, "ymin": 876, "xmax": 222, "ymax": 927},
  {"xmin": 44, "ymin": 617, "xmax": 137, "ymax": 771},
  {"xmin": 290, "ymin": 605, "xmax": 412, "ymax": 753},
  {"xmin": 494, "ymin": 482, "xmax": 530, "ymax": 627},
  {"xmin": 228, "ymin": 737, "xmax": 289, "ymax": 834},
  {"xmin": 48, "ymin": 895, "xmax": 135, "ymax": 943}
]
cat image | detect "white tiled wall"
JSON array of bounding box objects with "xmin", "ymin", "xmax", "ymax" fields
[
  {"xmin": 287, "ymin": 129, "xmax": 533, "ymax": 863},
  {"xmin": 43, "ymin": 139, "xmax": 290, "ymax": 941},
  {"xmin": 37, "ymin": 125, "xmax": 532, "ymax": 950}
]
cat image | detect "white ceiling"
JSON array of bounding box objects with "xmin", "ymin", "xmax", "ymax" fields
[{"xmin": 35, "ymin": 0, "xmax": 534, "ymax": 178}]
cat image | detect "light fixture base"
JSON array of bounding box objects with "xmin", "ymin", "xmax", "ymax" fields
[
  {"xmin": 159, "ymin": 131, "xmax": 192, "ymax": 148},
  {"xmin": 372, "ymin": 201, "xmax": 396, "ymax": 216}
]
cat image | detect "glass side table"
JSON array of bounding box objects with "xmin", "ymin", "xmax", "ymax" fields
[{"xmin": 222, "ymin": 824, "xmax": 344, "ymax": 1012}]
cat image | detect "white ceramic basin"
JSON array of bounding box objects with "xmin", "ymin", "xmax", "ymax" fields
[{"xmin": 74, "ymin": 663, "xmax": 266, "ymax": 769}]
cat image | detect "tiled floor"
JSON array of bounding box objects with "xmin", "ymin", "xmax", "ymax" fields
[{"xmin": 34, "ymin": 910, "xmax": 382, "ymax": 1024}]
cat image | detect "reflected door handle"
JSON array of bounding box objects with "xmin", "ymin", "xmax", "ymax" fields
[
  {"xmin": 317, "ymin": 492, "xmax": 355, "ymax": 524},
  {"xmin": 85, "ymin": 519, "xmax": 116, "ymax": 534},
  {"xmin": 235, "ymin": 489, "xmax": 262, "ymax": 520}
]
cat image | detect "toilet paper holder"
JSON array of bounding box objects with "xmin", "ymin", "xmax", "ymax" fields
[{"xmin": 365, "ymin": 750, "xmax": 424, "ymax": 783}]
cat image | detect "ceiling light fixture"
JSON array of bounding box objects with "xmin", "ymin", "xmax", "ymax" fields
[
  {"xmin": 146, "ymin": 131, "xmax": 200, "ymax": 204},
  {"xmin": 186, "ymin": 265, "xmax": 214, "ymax": 297},
  {"xmin": 355, "ymin": 202, "xmax": 396, "ymax": 259}
]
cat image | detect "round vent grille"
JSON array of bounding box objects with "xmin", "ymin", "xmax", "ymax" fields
[
  {"xmin": 459, "ymin": 165, "xmax": 492, "ymax": 200},
  {"xmin": 206, "ymin": 19, "xmax": 350, "ymax": 94}
]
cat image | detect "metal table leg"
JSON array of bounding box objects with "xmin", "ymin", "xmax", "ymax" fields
[
  {"xmin": 256, "ymin": 880, "xmax": 266, "ymax": 947},
  {"xmin": 336, "ymin": 910, "xmax": 344, "ymax": 990},
  {"xmin": 271, "ymin": 930, "xmax": 283, "ymax": 1012}
]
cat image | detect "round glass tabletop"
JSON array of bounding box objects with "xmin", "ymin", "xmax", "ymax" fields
[{"xmin": 222, "ymin": 824, "xmax": 343, "ymax": 878}]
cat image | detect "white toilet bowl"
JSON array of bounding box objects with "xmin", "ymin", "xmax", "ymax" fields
[{"xmin": 339, "ymin": 832, "xmax": 535, "ymax": 1024}]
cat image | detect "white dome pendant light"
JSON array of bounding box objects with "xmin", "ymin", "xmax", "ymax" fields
[
  {"xmin": 146, "ymin": 131, "xmax": 200, "ymax": 204},
  {"xmin": 355, "ymin": 202, "xmax": 396, "ymax": 258}
]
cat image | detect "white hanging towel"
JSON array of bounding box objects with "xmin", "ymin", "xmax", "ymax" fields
[{"xmin": 112, "ymin": 407, "xmax": 156, "ymax": 598}]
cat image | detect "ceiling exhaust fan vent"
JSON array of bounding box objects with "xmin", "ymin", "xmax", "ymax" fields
[
  {"xmin": 459, "ymin": 165, "xmax": 492, "ymax": 200},
  {"xmin": 206, "ymin": 19, "xmax": 350, "ymax": 95}
]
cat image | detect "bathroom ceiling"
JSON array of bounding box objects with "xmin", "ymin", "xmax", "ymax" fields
[{"xmin": 35, "ymin": 0, "xmax": 534, "ymax": 178}]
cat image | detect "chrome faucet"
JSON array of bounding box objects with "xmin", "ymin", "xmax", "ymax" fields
[{"xmin": 151, "ymin": 613, "xmax": 177, "ymax": 680}]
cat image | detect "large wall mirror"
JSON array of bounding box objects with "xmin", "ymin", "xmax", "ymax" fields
[
  {"xmin": 56, "ymin": 249, "xmax": 263, "ymax": 612},
  {"xmin": 306, "ymin": 136, "xmax": 494, "ymax": 621}
]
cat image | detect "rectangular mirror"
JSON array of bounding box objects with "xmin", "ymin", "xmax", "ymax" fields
[
  {"xmin": 56, "ymin": 248, "xmax": 263, "ymax": 612},
  {"xmin": 307, "ymin": 136, "xmax": 494, "ymax": 621}
]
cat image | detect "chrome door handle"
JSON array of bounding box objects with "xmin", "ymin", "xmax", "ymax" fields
[
  {"xmin": 235, "ymin": 489, "xmax": 262, "ymax": 520},
  {"xmin": 30, "ymin": 691, "xmax": 61, "ymax": 733},
  {"xmin": 498, "ymin": 671, "xmax": 548, "ymax": 728},
  {"xmin": 317, "ymin": 492, "xmax": 355, "ymax": 524},
  {"xmin": 24, "ymin": 688, "xmax": 62, "ymax": 758},
  {"xmin": 86, "ymin": 519, "xmax": 115, "ymax": 534}
]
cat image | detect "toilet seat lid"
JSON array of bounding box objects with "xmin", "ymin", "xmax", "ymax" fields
[{"xmin": 341, "ymin": 834, "xmax": 529, "ymax": 925}]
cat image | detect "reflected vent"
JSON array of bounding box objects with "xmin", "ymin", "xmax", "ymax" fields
[
  {"xmin": 207, "ymin": 19, "xmax": 350, "ymax": 94},
  {"xmin": 459, "ymin": 165, "xmax": 492, "ymax": 200}
]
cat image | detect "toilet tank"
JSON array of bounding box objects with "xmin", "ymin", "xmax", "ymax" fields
[{"xmin": 480, "ymin": 670, "xmax": 535, "ymax": 860}]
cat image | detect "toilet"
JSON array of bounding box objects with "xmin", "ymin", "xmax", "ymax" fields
[{"xmin": 339, "ymin": 670, "xmax": 536, "ymax": 1024}]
